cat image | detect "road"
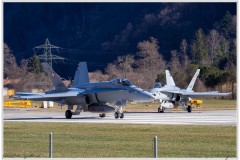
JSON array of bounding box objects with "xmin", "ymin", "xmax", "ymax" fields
[{"xmin": 3, "ymin": 108, "xmax": 236, "ymax": 126}]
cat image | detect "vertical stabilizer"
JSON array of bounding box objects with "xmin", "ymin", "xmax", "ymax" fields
[
  {"xmin": 41, "ymin": 63, "xmax": 68, "ymax": 90},
  {"xmin": 165, "ymin": 70, "xmax": 176, "ymax": 86},
  {"xmin": 72, "ymin": 62, "xmax": 89, "ymax": 87},
  {"xmin": 186, "ymin": 69, "xmax": 200, "ymax": 91}
]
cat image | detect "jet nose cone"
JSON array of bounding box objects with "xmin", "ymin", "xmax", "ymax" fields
[{"xmin": 130, "ymin": 86, "xmax": 155, "ymax": 102}]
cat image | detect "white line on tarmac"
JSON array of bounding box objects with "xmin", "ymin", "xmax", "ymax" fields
[{"xmin": 4, "ymin": 109, "xmax": 236, "ymax": 126}]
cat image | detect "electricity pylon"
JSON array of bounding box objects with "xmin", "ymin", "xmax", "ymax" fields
[{"xmin": 33, "ymin": 38, "xmax": 65, "ymax": 67}]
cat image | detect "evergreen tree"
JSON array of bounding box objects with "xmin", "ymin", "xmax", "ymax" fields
[
  {"xmin": 199, "ymin": 66, "xmax": 222, "ymax": 89},
  {"xmin": 32, "ymin": 54, "xmax": 42, "ymax": 74},
  {"xmin": 190, "ymin": 28, "xmax": 210, "ymax": 66},
  {"xmin": 218, "ymin": 11, "xmax": 236, "ymax": 39},
  {"xmin": 226, "ymin": 38, "xmax": 236, "ymax": 69}
]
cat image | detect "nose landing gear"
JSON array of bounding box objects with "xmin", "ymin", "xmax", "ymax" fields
[
  {"xmin": 114, "ymin": 106, "xmax": 124, "ymax": 119},
  {"xmin": 99, "ymin": 113, "xmax": 106, "ymax": 118}
]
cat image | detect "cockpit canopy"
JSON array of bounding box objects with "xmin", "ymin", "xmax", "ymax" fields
[
  {"xmin": 112, "ymin": 78, "xmax": 133, "ymax": 86},
  {"xmin": 153, "ymin": 82, "xmax": 163, "ymax": 88}
]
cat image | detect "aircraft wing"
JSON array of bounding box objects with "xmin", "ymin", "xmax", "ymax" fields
[
  {"xmin": 161, "ymin": 90, "xmax": 231, "ymax": 98},
  {"xmin": 12, "ymin": 91, "xmax": 83, "ymax": 101},
  {"xmin": 12, "ymin": 88, "xmax": 126, "ymax": 101},
  {"xmin": 180, "ymin": 91, "xmax": 231, "ymax": 98}
]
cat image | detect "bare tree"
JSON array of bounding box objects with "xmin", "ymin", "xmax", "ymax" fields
[
  {"xmin": 135, "ymin": 37, "xmax": 166, "ymax": 89},
  {"xmin": 168, "ymin": 50, "xmax": 187, "ymax": 88},
  {"xmin": 90, "ymin": 70, "xmax": 109, "ymax": 82},
  {"xmin": 105, "ymin": 63, "xmax": 121, "ymax": 79},
  {"xmin": 219, "ymin": 35, "xmax": 230, "ymax": 57},
  {"xmin": 207, "ymin": 29, "xmax": 220, "ymax": 64},
  {"xmin": 180, "ymin": 39, "xmax": 188, "ymax": 55},
  {"xmin": 136, "ymin": 37, "xmax": 166, "ymax": 72},
  {"xmin": 105, "ymin": 55, "xmax": 135, "ymax": 79},
  {"xmin": 169, "ymin": 50, "xmax": 180, "ymax": 72},
  {"xmin": 115, "ymin": 55, "xmax": 135, "ymax": 78},
  {"xmin": 179, "ymin": 39, "xmax": 190, "ymax": 70},
  {"xmin": 4, "ymin": 44, "xmax": 52, "ymax": 91},
  {"xmin": 4, "ymin": 44, "xmax": 21, "ymax": 79},
  {"xmin": 105, "ymin": 37, "xmax": 167, "ymax": 89}
]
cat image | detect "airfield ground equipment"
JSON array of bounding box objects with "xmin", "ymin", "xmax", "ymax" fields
[
  {"xmin": 189, "ymin": 99, "xmax": 203, "ymax": 107},
  {"xmin": 4, "ymin": 100, "xmax": 32, "ymax": 108}
]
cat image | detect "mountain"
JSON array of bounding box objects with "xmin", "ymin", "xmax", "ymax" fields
[{"xmin": 4, "ymin": 2, "xmax": 236, "ymax": 78}]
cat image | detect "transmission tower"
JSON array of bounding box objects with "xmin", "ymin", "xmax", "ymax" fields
[{"xmin": 33, "ymin": 38, "xmax": 65, "ymax": 67}]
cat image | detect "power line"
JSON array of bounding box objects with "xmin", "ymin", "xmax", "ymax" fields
[
  {"xmin": 60, "ymin": 47, "xmax": 133, "ymax": 55},
  {"xmin": 28, "ymin": 38, "xmax": 178, "ymax": 69}
]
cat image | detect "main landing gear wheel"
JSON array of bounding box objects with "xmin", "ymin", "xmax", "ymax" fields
[
  {"xmin": 187, "ymin": 106, "xmax": 192, "ymax": 113},
  {"xmin": 158, "ymin": 108, "xmax": 164, "ymax": 113},
  {"xmin": 99, "ymin": 113, "xmax": 106, "ymax": 118},
  {"xmin": 114, "ymin": 112, "xmax": 124, "ymax": 119},
  {"xmin": 65, "ymin": 110, "xmax": 72, "ymax": 119},
  {"xmin": 114, "ymin": 112, "xmax": 119, "ymax": 119},
  {"xmin": 119, "ymin": 113, "xmax": 124, "ymax": 119}
]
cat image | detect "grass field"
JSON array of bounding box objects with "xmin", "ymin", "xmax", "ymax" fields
[
  {"xmin": 4, "ymin": 98, "xmax": 236, "ymax": 158},
  {"xmin": 4, "ymin": 122, "xmax": 236, "ymax": 158}
]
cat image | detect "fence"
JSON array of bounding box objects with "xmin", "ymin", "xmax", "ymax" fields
[{"xmin": 47, "ymin": 133, "xmax": 158, "ymax": 159}]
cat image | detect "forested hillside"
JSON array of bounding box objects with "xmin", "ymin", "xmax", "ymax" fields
[
  {"xmin": 101, "ymin": 11, "xmax": 236, "ymax": 95},
  {"xmin": 4, "ymin": 3, "xmax": 236, "ymax": 98}
]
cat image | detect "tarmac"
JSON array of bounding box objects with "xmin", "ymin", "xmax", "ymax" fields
[{"xmin": 3, "ymin": 108, "xmax": 236, "ymax": 126}]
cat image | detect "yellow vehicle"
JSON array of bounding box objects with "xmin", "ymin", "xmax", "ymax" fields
[
  {"xmin": 4, "ymin": 100, "xmax": 31, "ymax": 108},
  {"xmin": 189, "ymin": 99, "xmax": 203, "ymax": 107}
]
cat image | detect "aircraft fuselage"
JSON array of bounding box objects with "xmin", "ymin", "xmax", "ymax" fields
[{"xmin": 64, "ymin": 80, "xmax": 154, "ymax": 105}]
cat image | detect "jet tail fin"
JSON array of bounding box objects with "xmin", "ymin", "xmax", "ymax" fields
[
  {"xmin": 72, "ymin": 62, "xmax": 89, "ymax": 87},
  {"xmin": 165, "ymin": 70, "xmax": 176, "ymax": 86},
  {"xmin": 41, "ymin": 63, "xmax": 68, "ymax": 91},
  {"xmin": 186, "ymin": 69, "xmax": 200, "ymax": 91}
]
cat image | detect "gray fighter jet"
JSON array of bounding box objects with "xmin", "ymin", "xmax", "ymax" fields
[
  {"xmin": 13, "ymin": 62, "xmax": 154, "ymax": 119},
  {"xmin": 150, "ymin": 69, "xmax": 231, "ymax": 113}
]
